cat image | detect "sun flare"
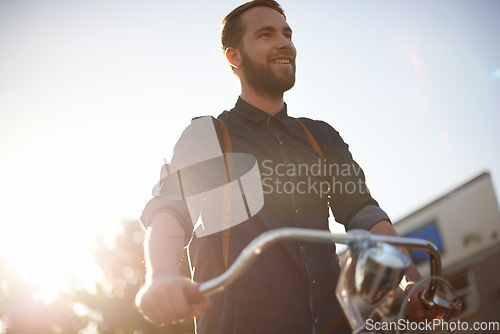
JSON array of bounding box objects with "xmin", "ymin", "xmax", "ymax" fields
[{"xmin": 1, "ymin": 212, "xmax": 106, "ymax": 303}]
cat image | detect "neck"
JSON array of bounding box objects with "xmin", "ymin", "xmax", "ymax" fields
[{"xmin": 240, "ymin": 83, "xmax": 285, "ymax": 116}]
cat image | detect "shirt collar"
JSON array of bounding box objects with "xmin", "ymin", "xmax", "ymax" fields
[{"xmin": 233, "ymin": 97, "xmax": 289, "ymax": 123}]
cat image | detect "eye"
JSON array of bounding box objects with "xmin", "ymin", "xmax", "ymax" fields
[
  {"xmin": 284, "ymin": 33, "xmax": 292, "ymax": 41},
  {"xmin": 259, "ymin": 32, "xmax": 271, "ymax": 38}
]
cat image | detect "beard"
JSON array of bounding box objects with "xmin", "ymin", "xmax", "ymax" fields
[{"xmin": 240, "ymin": 47, "xmax": 296, "ymax": 97}]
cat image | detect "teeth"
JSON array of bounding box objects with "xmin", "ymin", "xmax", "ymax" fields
[{"xmin": 274, "ymin": 59, "xmax": 290, "ymax": 64}]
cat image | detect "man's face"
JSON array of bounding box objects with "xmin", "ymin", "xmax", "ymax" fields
[{"xmin": 237, "ymin": 7, "xmax": 297, "ymax": 96}]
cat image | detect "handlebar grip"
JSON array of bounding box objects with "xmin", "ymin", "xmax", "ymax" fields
[{"xmin": 185, "ymin": 285, "xmax": 207, "ymax": 305}]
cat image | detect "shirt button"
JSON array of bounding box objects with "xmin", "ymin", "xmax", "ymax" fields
[
  {"xmin": 314, "ymin": 318, "xmax": 319, "ymax": 324},
  {"xmin": 295, "ymin": 209, "xmax": 301, "ymax": 215},
  {"xmin": 312, "ymin": 280, "xmax": 317, "ymax": 286},
  {"xmin": 300, "ymin": 246, "xmax": 306, "ymax": 251}
]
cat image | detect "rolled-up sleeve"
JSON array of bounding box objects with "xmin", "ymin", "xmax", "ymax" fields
[
  {"xmin": 345, "ymin": 204, "xmax": 390, "ymax": 231},
  {"xmin": 306, "ymin": 120, "xmax": 391, "ymax": 231},
  {"xmin": 140, "ymin": 197, "xmax": 194, "ymax": 246}
]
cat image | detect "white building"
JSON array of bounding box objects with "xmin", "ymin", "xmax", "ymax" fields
[{"xmin": 393, "ymin": 172, "xmax": 500, "ymax": 323}]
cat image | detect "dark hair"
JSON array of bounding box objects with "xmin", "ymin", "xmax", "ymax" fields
[{"xmin": 221, "ymin": 0, "xmax": 286, "ymax": 52}]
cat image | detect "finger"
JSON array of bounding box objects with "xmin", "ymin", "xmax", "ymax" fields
[
  {"xmin": 166, "ymin": 281, "xmax": 195, "ymax": 320},
  {"xmin": 143, "ymin": 280, "xmax": 188, "ymax": 325},
  {"xmin": 143, "ymin": 290, "xmax": 177, "ymax": 325},
  {"xmin": 192, "ymin": 299, "xmax": 212, "ymax": 318},
  {"xmin": 140, "ymin": 297, "xmax": 171, "ymax": 325}
]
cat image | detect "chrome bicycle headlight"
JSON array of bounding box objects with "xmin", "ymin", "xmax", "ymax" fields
[{"xmin": 355, "ymin": 242, "xmax": 410, "ymax": 304}]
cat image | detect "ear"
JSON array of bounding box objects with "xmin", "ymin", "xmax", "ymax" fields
[{"xmin": 225, "ymin": 47, "xmax": 242, "ymax": 69}]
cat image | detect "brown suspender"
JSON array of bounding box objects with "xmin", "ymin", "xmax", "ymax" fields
[
  {"xmin": 217, "ymin": 118, "xmax": 325, "ymax": 270},
  {"xmin": 218, "ymin": 119, "xmax": 233, "ymax": 271},
  {"xmin": 294, "ymin": 119, "xmax": 324, "ymax": 160}
]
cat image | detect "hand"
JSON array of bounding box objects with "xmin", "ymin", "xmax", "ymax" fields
[
  {"xmin": 135, "ymin": 275, "xmax": 212, "ymax": 325},
  {"xmin": 403, "ymin": 283, "xmax": 448, "ymax": 322}
]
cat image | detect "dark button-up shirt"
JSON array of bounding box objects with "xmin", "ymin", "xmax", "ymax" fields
[{"xmin": 141, "ymin": 98, "xmax": 390, "ymax": 334}]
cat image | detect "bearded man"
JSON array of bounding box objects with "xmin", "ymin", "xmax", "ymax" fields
[{"xmin": 136, "ymin": 1, "xmax": 441, "ymax": 333}]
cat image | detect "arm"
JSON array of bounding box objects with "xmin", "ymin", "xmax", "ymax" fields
[
  {"xmin": 369, "ymin": 220, "xmax": 446, "ymax": 321},
  {"xmin": 135, "ymin": 212, "xmax": 211, "ymax": 325}
]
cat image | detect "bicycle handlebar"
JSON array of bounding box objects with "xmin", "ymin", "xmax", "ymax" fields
[
  {"xmin": 186, "ymin": 228, "xmax": 462, "ymax": 320},
  {"xmin": 194, "ymin": 228, "xmax": 440, "ymax": 296}
]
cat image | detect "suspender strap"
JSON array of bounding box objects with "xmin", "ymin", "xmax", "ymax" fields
[
  {"xmin": 219, "ymin": 119, "xmax": 233, "ymax": 183},
  {"xmin": 294, "ymin": 118, "xmax": 324, "ymax": 160},
  {"xmin": 218, "ymin": 119, "xmax": 232, "ymax": 271},
  {"xmin": 294, "ymin": 119, "xmax": 340, "ymax": 262}
]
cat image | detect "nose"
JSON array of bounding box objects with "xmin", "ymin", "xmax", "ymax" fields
[{"xmin": 277, "ymin": 34, "xmax": 294, "ymax": 51}]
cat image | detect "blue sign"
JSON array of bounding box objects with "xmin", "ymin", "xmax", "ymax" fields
[{"xmin": 405, "ymin": 220, "xmax": 443, "ymax": 264}]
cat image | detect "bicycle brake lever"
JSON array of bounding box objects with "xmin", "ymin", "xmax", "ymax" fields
[{"xmin": 420, "ymin": 291, "xmax": 463, "ymax": 319}]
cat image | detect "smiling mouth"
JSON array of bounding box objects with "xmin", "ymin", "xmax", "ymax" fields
[{"xmin": 272, "ymin": 59, "xmax": 291, "ymax": 64}]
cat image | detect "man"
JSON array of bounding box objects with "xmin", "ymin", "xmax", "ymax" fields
[{"xmin": 136, "ymin": 1, "xmax": 441, "ymax": 333}]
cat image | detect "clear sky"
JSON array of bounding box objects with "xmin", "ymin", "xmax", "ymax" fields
[{"xmin": 1, "ymin": 0, "xmax": 499, "ymax": 296}]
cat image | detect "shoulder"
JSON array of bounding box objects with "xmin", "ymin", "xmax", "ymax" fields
[
  {"xmin": 173, "ymin": 116, "xmax": 222, "ymax": 162},
  {"xmin": 293, "ymin": 116, "xmax": 351, "ymax": 158},
  {"xmin": 293, "ymin": 116, "xmax": 341, "ymax": 139},
  {"xmin": 188, "ymin": 109, "xmax": 234, "ymax": 141}
]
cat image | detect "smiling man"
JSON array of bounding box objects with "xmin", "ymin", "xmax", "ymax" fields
[
  {"xmin": 234, "ymin": 7, "xmax": 296, "ymax": 102},
  {"xmin": 135, "ymin": 1, "xmax": 440, "ymax": 333}
]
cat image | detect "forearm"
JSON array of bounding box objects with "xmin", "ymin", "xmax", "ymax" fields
[
  {"xmin": 144, "ymin": 212, "xmax": 187, "ymax": 280},
  {"xmin": 368, "ymin": 219, "xmax": 395, "ymax": 236},
  {"xmin": 137, "ymin": 213, "xmax": 211, "ymax": 324}
]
